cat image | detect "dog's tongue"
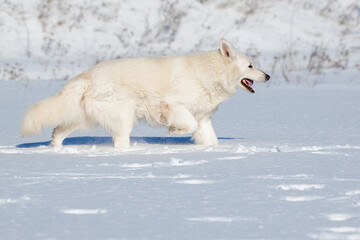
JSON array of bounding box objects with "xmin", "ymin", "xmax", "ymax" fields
[
  {"xmin": 245, "ymin": 79, "xmax": 253, "ymax": 86},
  {"xmin": 240, "ymin": 78, "xmax": 255, "ymax": 93}
]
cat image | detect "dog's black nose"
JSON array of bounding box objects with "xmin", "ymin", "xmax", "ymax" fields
[{"xmin": 265, "ymin": 74, "xmax": 270, "ymax": 81}]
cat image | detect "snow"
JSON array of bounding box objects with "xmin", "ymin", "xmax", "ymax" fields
[
  {"xmin": 1, "ymin": 81, "xmax": 360, "ymax": 240},
  {"xmin": 0, "ymin": 0, "xmax": 359, "ymax": 83},
  {"xmin": 1, "ymin": 0, "xmax": 360, "ymax": 239},
  {"xmin": 328, "ymin": 214, "xmax": 354, "ymax": 222},
  {"xmin": 61, "ymin": 209, "xmax": 108, "ymax": 215},
  {"xmin": 276, "ymin": 184, "xmax": 326, "ymax": 191}
]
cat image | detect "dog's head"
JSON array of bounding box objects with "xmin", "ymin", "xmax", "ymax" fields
[{"xmin": 220, "ymin": 38, "xmax": 270, "ymax": 93}]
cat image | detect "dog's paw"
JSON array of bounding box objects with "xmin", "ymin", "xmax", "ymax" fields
[
  {"xmin": 51, "ymin": 139, "xmax": 63, "ymax": 147},
  {"xmin": 168, "ymin": 126, "xmax": 187, "ymax": 135}
]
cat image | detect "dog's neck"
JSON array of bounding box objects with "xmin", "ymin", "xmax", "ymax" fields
[{"xmin": 199, "ymin": 51, "xmax": 238, "ymax": 100}]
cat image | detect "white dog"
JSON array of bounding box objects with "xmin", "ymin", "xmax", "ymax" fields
[{"xmin": 21, "ymin": 38, "xmax": 270, "ymax": 148}]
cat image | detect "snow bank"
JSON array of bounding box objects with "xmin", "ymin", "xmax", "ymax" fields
[{"xmin": 0, "ymin": 0, "xmax": 358, "ymax": 83}]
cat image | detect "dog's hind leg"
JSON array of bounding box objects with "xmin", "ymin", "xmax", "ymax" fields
[
  {"xmin": 51, "ymin": 122, "xmax": 83, "ymax": 147},
  {"xmin": 97, "ymin": 109, "xmax": 134, "ymax": 148},
  {"xmin": 85, "ymin": 96, "xmax": 136, "ymax": 148},
  {"xmin": 163, "ymin": 105, "xmax": 198, "ymax": 135},
  {"xmin": 192, "ymin": 117, "xmax": 218, "ymax": 146}
]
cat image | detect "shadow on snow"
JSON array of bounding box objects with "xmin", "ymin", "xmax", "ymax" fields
[{"xmin": 16, "ymin": 136, "xmax": 237, "ymax": 148}]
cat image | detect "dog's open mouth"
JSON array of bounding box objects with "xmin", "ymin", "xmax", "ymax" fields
[{"xmin": 241, "ymin": 78, "xmax": 255, "ymax": 93}]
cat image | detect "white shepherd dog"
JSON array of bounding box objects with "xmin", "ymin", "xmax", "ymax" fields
[{"xmin": 21, "ymin": 38, "xmax": 270, "ymax": 148}]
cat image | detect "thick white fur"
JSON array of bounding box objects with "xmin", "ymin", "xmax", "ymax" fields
[{"xmin": 20, "ymin": 38, "xmax": 269, "ymax": 148}]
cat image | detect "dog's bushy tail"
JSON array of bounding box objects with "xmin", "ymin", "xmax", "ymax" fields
[{"xmin": 20, "ymin": 79, "xmax": 86, "ymax": 137}]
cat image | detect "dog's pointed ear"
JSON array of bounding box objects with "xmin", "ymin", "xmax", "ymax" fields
[{"xmin": 220, "ymin": 38, "xmax": 236, "ymax": 60}]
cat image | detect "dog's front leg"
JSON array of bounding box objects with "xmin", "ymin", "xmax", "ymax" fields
[
  {"xmin": 192, "ymin": 117, "xmax": 218, "ymax": 146},
  {"xmin": 163, "ymin": 105, "xmax": 198, "ymax": 135}
]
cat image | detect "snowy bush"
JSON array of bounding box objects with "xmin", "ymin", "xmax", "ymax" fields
[{"xmin": 0, "ymin": 0, "xmax": 358, "ymax": 84}]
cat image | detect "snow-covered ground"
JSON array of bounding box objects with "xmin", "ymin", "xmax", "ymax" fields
[{"xmin": 1, "ymin": 81, "xmax": 360, "ymax": 240}]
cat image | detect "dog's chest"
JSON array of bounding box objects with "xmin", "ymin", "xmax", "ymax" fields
[{"xmin": 190, "ymin": 90, "xmax": 226, "ymax": 119}]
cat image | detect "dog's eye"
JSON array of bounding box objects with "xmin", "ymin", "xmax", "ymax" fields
[{"xmin": 248, "ymin": 65, "xmax": 253, "ymax": 68}]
